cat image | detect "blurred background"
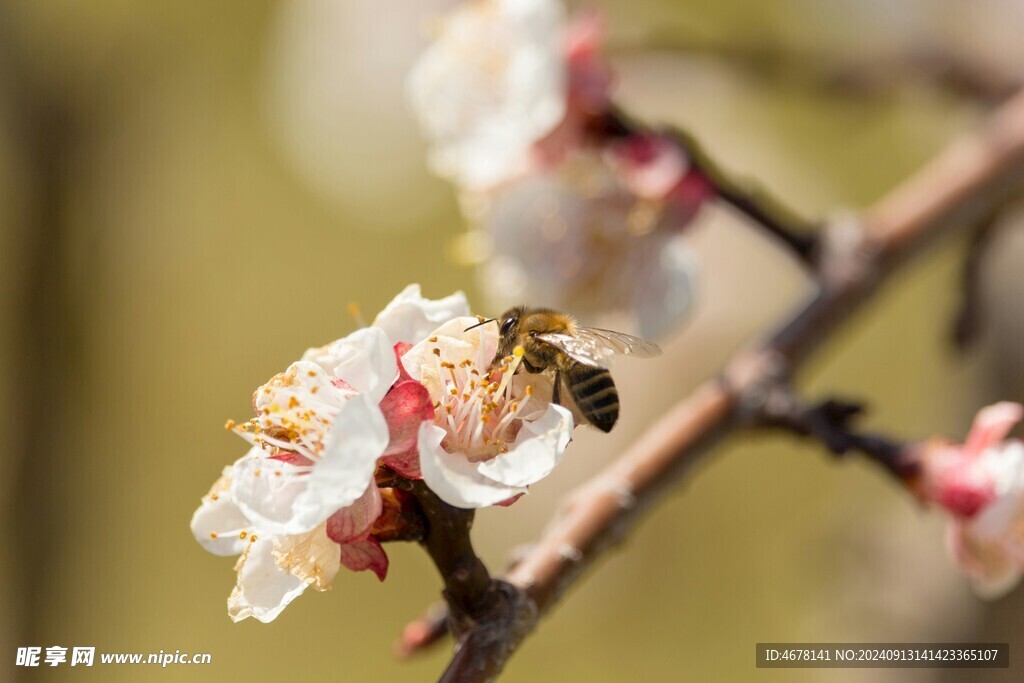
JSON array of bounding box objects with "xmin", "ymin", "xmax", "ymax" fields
[{"xmin": 1, "ymin": 0, "xmax": 1022, "ymax": 681}]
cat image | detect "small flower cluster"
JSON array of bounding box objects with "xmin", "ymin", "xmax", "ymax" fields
[
  {"xmin": 191, "ymin": 286, "xmax": 575, "ymax": 621},
  {"xmin": 916, "ymin": 402, "xmax": 1024, "ymax": 597},
  {"xmin": 408, "ymin": 0, "xmax": 709, "ymax": 338}
]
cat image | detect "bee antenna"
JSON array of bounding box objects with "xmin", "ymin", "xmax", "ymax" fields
[{"xmin": 464, "ymin": 318, "xmax": 496, "ymax": 332}]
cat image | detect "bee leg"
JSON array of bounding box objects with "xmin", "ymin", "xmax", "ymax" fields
[{"xmin": 552, "ymin": 368, "xmax": 561, "ymax": 406}]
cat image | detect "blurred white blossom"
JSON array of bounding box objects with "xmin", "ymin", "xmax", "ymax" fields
[
  {"xmin": 409, "ymin": 0, "xmax": 709, "ymax": 338},
  {"xmin": 408, "ymin": 0, "xmax": 568, "ymax": 189},
  {"xmin": 467, "ymin": 149, "xmax": 707, "ymax": 339}
]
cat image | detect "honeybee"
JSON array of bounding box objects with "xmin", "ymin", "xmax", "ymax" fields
[{"xmin": 467, "ymin": 306, "xmax": 662, "ymax": 432}]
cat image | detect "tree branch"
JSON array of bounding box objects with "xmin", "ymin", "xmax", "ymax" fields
[
  {"xmin": 401, "ymin": 89, "xmax": 1024, "ymax": 678},
  {"xmin": 596, "ymin": 108, "xmax": 820, "ymax": 263}
]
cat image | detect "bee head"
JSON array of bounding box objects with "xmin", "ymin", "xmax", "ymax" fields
[{"xmin": 498, "ymin": 308, "xmax": 522, "ymax": 337}]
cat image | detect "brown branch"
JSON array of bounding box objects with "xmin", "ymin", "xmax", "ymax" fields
[{"xmin": 403, "ymin": 90, "xmax": 1024, "ymax": 678}]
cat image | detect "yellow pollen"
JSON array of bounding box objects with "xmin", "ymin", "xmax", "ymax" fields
[
  {"xmin": 510, "ymin": 402, "xmax": 519, "ymax": 412},
  {"xmin": 308, "ymin": 370, "xmax": 316, "ymax": 377},
  {"xmin": 274, "ymin": 471, "xmax": 282, "ymax": 477},
  {"xmin": 264, "ymin": 388, "xmax": 271, "ymax": 394},
  {"xmin": 449, "ymin": 388, "xmax": 458, "ymax": 395},
  {"xmin": 268, "ymin": 404, "xmax": 280, "ymax": 413},
  {"xmin": 513, "ymin": 346, "xmax": 526, "ymax": 357},
  {"xmin": 428, "ymin": 336, "xmax": 438, "ymax": 343},
  {"xmin": 311, "ymin": 386, "xmax": 318, "ymax": 394},
  {"xmin": 239, "ymin": 531, "xmax": 247, "ymax": 539},
  {"xmin": 224, "ymin": 419, "xmax": 236, "ymax": 430},
  {"xmin": 249, "ymin": 535, "xmax": 258, "ymax": 543},
  {"xmin": 526, "ymin": 386, "xmax": 534, "ymax": 395},
  {"xmin": 288, "ymin": 396, "xmax": 299, "ymax": 409},
  {"xmin": 210, "ymin": 532, "xmax": 218, "ymax": 539},
  {"xmin": 254, "ymin": 470, "xmax": 261, "ymax": 477},
  {"xmin": 432, "ymin": 348, "xmax": 441, "ymax": 356},
  {"xmin": 210, "ymin": 493, "xmax": 219, "ymax": 501}
]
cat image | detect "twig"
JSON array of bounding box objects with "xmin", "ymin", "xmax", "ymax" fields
[
  {"xmin": 595, "ymin": 108, "xmax": 820, "ymax": 262},
  {"xmin": 760, "ymin": 392, "xmax": 916, "ymax": 480},
  {"xmin": 402, "ymin": 90, "xmax": 1024, "ymax": 678}
]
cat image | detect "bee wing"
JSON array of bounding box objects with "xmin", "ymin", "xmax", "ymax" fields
[
  {"xmin": 536, "ymin": 327, "xmax": 662, "ymax": 367},
  {"xmin": 577, "ymin": 327, "xmax": 663, "ymax": 359}
]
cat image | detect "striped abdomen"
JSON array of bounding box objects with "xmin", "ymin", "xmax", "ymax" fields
[{"xmin": 564, "ymin": 361, "xmax": 619, "ymax": 433}]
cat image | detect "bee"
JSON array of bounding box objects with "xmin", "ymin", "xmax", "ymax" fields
[{"xmin": 467, "ymin": 306, "xmax": 662, "ymax": 433}]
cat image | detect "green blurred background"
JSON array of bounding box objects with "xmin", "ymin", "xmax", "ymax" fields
[{"xmin": 2, "ymin": 0, "xmax": 1022, "ymax": 681}]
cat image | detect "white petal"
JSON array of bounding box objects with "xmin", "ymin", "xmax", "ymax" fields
[
  {"xmin": 970, "ymin": 443, "xmax": 1024, "ymax": 537},
  {"xmin": 372, "ymin": 284, "xmax": 470, "ymax": 345},
  {"xmin": 272, "ymin": 523, "xmax": 342, "ymax": 591},
  {"xmin": 231, "ymin": 455, "xmax": 309, "ymax": 535},
  {"xmin": 418, "ymin": 423, "xmax": 526, "ymax": 508},
  {"xmin": 331, "ymin": 327, "xmax": 397, "ymax": 404},
  {"xmin": 190, "ymin": 465, "xmax": 252, "ymax": 557},
  {"xmin": 232, "ymin": 394, "xmax": 389, "ymax": 535},
  {"xmin": 228, "ymin": 538, "xmax": 307, "ymax": 623},
  {"xmin": 407, "ymin": 0, "xmax": 567, "ymax": 189},
  {"xmin": 302, "ymin": 326, "xmax": 396, "ymax": 404},
  {"xmin": 401, "ymin": 316, "xmax": 499, "ymax": 386},
  {"xmin": 633, "ymin": 238, "xmax": 699, "ymax": 340},
  {"xmin": 476, "ymin": 404, "xmax": 573, "ymax": 487}
]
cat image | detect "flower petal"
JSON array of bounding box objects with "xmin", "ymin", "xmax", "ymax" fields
[
  {"xmin": 633, "ymin": 238, "xmax": 699, "ymax": 340},
  {"xmin": 948, "ymin": 522, "xmax": 1022, "ymax": 599},
  {"xmin": 272, "ymin": 523, "xmax": 342, "ymax": 592},
  {"xmin": 965, "ymin": 402, "xmax": 1024, "ymax": 457},
  {"xmin": 407, "ymin": 0, "xmax": 567, "ymax": 189},
  {"xmin": 338, "ymin": 537, "xmax": 389, "ymax": 581},
  {"xmin": 191, "ymin": 464, "xmax": 252, "ymax": 556},
  {"xmin": 418, "ymin": 423, "xmax": 527, "ymax": 508},
  {"xmin": 228, "ymin": 538, "xmax": 306, "ymax": 623},
  {"xmin": 232, "ymin": 393, "xmax": 389, "ymax": 535},
  {"xmin": 476, "ymin": 403, "xmax": 574, "ymax": 487},
  {"xmin": 325, "ymin": 481, "xmax": 382, "ymax": 543},
  {"xmin": 372, "ymin": 284, "xmax": 470, "ymax": 345},
  {"xmin": 380, "ymin": 380, "xmax": 434, "ymax": 478},
  {"xmin": 303, "ymin": 327, "xmax": 396, "ymax": 404}
]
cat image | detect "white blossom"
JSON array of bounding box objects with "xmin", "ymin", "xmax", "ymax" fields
[{"xmin": 402, "ymin": 317, "xmax": 575, "ymax": 508}]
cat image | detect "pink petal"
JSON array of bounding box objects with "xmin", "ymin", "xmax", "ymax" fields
[
  {"xmin": 936, "ymin": 463, "xmax": 996, "ymax": 517},
  {"xmin": 338, "ymin": 537, "xmax": 389, "ymax": 582},
  {"xmin": 964, "ymin": 402, "xmax": 1024, "ymax": 457},
  {"xmin": 379, "ymin": 380, "xmax": 434, "ymax": 478},
  {"xmin": 382, "ymin": 448, "xmax": 422, "ymax": 480},
  {"xmin": 611, "ymin": 135, "xmax": 688, "ymax": 200},
  {"xmin": 666, "ymin": 170, "xmax": 716, "ymax": 222},
  {"xmin": 564, "ymin": 10, "xmax": 612, "ymax": 113},
  {"xmin": 326, "ymin": 483, "xmax": 382, "ymax": 543},
  {"xmin": 393, "ymin": 342, "xmax": 414, "ymax": 381},
  {"xmin": 269, "ymin": 451, "xmax": 315, "ymax": 467},
  {"xmin": 494, "ymin": 493, "xmax": 525, "ymax": 507}
]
